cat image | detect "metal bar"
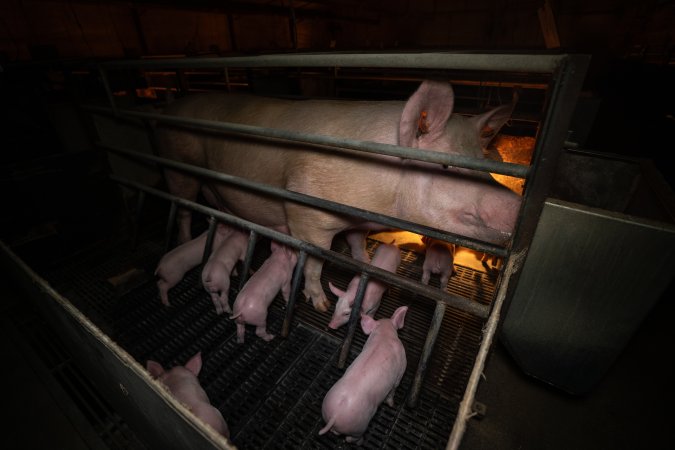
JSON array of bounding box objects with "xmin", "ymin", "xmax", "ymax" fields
[
  {"xmin": 110, "ymin": 175, "xmax": 491, "ymax": 319},
  {"xmin": 100, "ymin": 143, "xmax": 510, "ymax": 257},
  {"xmin": 407, "ymin": 301, "xmax": 447, "ymax": 408},
  {"xmin": 337, "ymin": 273, "xmax": 370, "ymax": 369},
  {"xmin": 99, "ymin": 52, "xmax": 568, "ymax": 73},
  {"xmin": 164, "ymin": 201, "xmax": 177, "ymax": 253},
  {"xmin": 445, "ymin": 56, "xmax": 591, "ymax": 449},
  {"xmin": 288, "ymin": 1, "xmax": 298, "ymax": 50},
  {"xmin": 201, "ymin": 216, "xmax": 218, "ymax": 265},
  {"xmin": 88, "ymin": 105, "xmax": 530, "ymax": 179},
  {"xmin": 281, "ymin": 250, "xmax": 308, "ymax": 337},
  {"xmin": 446, "ymin": 249, "xmax": 526, "ymax": 450},
  {"xmin": 238, "ymin": 230, "xmax": 259, "ymax": 291},
  {"xmin": 498, "ymin": 55, "xmax": 591, "ymax": 324}
]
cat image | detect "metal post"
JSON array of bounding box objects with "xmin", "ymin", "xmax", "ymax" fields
[
  {"xmin": 407, "ymin": 301, "xmax": 447, "ymax": 408},
  {"xmin": 337, "ymin": 273, "xmax": 369, "ymax": 369},
  {"xmin": 164, "ymin": 201, "xmax": 177, "ymax": 254},
  {"xmin": 288, "ymin": 1, "xmax": 298, "ymax": 50},
  {"xmin": 201, "ymin": 216, "xmax": 218, "ymax": 265},
  {"xmin": 238, "ymin": 230, "xmax": 259, "ymax": 291},
  {"xmin": 281, "ymin": 250, "xmax": 307, "ymax": 338}
]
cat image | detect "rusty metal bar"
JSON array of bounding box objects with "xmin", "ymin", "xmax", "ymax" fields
[
  {"xmin": 337, "ymin": 273, "xmax": 370, "ymax": 369},
  {"xmin": 238, "ymin": 230, "xmax": 259, "ymax": 291},
  {"xmin": 282, "ymin": 250, "xmax": 308, "ymax": 337},
  {"xmin": 407, "ymin": 301, "xmax": 447, "ymax": 408}
]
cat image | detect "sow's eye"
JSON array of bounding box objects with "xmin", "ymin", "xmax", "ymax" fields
[{"xmin": 343, "ymin": 310, "xmax": 351, "ymax": 317}]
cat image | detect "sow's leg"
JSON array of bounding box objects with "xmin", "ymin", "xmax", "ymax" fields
[
  {"xmin": 163, "ymin": 168, "xmax": 200, "ymax": 244},
  {"xmin": 156, "ymin": 127, "xmax": 204, "ymax": 244},
  {"xmin": 286, "ymin": 206, "xmax": 347, "ymax": 313}
]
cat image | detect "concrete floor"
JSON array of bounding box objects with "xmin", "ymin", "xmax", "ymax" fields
[{"xmin": 2, "ymin": 264, "xmax": 673, "ymax": 450}]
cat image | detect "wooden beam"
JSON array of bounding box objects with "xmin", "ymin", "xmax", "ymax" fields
[{"xmin": 538, "ymin": 0, "xmax": 561, "ymax": 49}]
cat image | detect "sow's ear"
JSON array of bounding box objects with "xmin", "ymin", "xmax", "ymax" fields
[
  {"xmin": 399, "ymin": 81, "xmax": 455, "ymax": 148},
  {"xmin": 390, "ymin": 306, "xmax": 408, "ymax": 330},
  {"xmin": 184, "ymin": 352, "xmax": 203, "ymax": 377},
  {"xmin": 473, "ymin": 89, "xmax": 519, "ymax": 149}
]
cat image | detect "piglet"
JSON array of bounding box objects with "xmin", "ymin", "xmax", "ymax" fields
[
  {"xmin": 146, "ymin": 352, "xmax": 229, "ymax": 439},
  {"xmin": 230, "ymin": 241, "xmax": 297, "ymax": 343},
  {"xmin": 421, "ymin": 236, "xmax": 454, "ymax": 289},
  {"xmin": 155, "ymin": 224, "xmax": 233, "ymax": 306},
  {"xmin": 328, "ymin": 242, "xmax": 401, "ymax": 329},
  {"xmin": 319, "ymin": 306, "xmax": 408, "ymax": 445},
  {"xmin": 201, "ymin": 228, "xmax": 250, "ymax": 315}
]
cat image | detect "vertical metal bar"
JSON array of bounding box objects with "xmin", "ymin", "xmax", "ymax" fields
[
  {"xmin": 164, "ymin": 201, "xmax": 177, "ymax": 253},
  {"xmin": 227, "ymin": 14, "xmax": 238, "ymax": 52},
  {"xmin": 97, "ymin": 65, "xmax": 117, "ymax": 115},
  {"xmin": 288, "ymin": 1, "xmax": 298, "ymax": 50},
  {"xmin": 201, "ymin": 217, "xmax": 218, "ymax": 265},
  {"xmin": 407, "ymin": 300, "xmax": 447, "ymax": 408},
  {"xmin": 130, "ymin": 6, "xmax": 149, "ymax": 55},
  {"xmin": 281, "ymin": 250, "xmax": 307, "ymax": 338},
  {"xmin": 446, "ymin": 250, "xmax": 526, "ymax": 450},
  {"xmin": 224, "ymin": 68, "xmax": 231, "ymax": 92},
  {"xmin": 499, "ymin": 55, "xmax": 590, "ymax": 327},
  {"xmin": 238, "ymin": 230, "xmax": 258, "ymax": 291},
  {"xmin": 337, "ymin": 273, "xmax": 369, "ymax": 369},
  {"xmin": 131, "ymin": 191, "xmax": 145, "ymax": 250},
  {"xmin": 176, "ymin": 69, "xmax": 188, "ymax": 94}
]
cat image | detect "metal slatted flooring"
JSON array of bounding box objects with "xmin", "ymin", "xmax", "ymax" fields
[{"xmin": 39, "ymin": 231, "xmax": 496, "ymax": 449}]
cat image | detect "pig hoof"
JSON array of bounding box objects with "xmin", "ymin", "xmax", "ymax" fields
[{"xmin": 312, "ymin": 297, "xmax": 330, "ymax": 313}]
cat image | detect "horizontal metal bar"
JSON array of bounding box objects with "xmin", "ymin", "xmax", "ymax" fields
[
  {"xmin": 101, "ymin": 143, "xmax": 508, "ymax": 257},
  {"xmin": 87, "ymin": 104, "xmax": 529, "ymax": 179},
  {"xmin": 110, "ymin": 175, "xmax": 490, "ymax": 319},
  {"xmin": 98, "ymin": 52, "xmax": 568, "ymax": 73}
]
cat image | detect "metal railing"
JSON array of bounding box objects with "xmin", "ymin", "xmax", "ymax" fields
[{"xmin": 88, "ymin": 51, "xmax": 590, "ymax": 450}]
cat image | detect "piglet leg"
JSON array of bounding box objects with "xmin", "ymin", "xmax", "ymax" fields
[{"xmin": 255, "ymin": 325, "xmax": 275, "ymax": 341}]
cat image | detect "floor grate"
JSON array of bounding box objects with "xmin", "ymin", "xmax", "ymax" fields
[{"xmin": 38, "ymin": 231, "xmax": 496, "ymax": 449}]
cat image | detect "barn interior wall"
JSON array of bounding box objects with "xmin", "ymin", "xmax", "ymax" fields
[{"xmin": 2, "ymin": 1, "xmax": 673, "ymax": 62}]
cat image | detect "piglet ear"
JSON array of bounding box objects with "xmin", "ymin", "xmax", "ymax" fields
[
  {"xmin": 473, "ymin": 89, "xmax": 518, "ymax": 149},
  {"xmin": 360, "ymin": 313, "xmax": 377, "ymax": 335},
  {"xmin": 184, "ymin": 352, "xmax": 203, "ymax": 377},
  {"xmin": 399, "ymin": 81, "xmax": 455, "ymax": 148},
  {"xmin": 328, "ymin": 282, "xmax": 346, "ymax": 298},
  {"xmin": 146, "ymin": 360, "xmax": 165, "ymax": 379},
  {"xmin": 390, "ymin": 306, "xmax": 408, "ymax": 330}
]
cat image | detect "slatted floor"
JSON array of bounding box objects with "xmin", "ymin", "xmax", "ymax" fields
[{"xmin": 35, "ymin": 230, "xmax": 497, "ymax": 449}]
